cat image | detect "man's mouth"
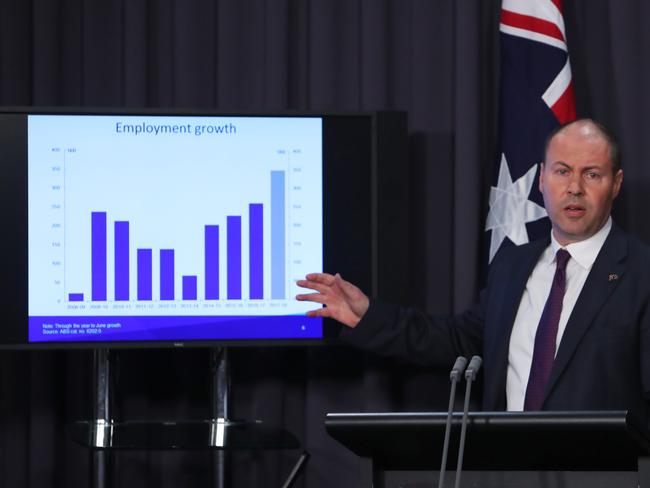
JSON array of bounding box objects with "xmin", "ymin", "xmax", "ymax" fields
[{"xmin": 564, "ymin": 204, "xmax": 586, "ymax": 217}]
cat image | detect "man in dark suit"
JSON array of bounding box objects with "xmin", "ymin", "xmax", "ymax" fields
[{"xmin": 296, "ymin": 118, "xmax": 650, "ymax": 417}]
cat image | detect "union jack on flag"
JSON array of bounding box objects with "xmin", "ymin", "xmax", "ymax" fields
[{"xmin": 486, "ymin": 0, "xmax": 576, "ymax": 262}]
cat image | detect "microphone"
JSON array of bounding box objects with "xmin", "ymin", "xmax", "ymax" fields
[
  {"xmin": 437, "ymin": 356, "xmax": 468, "ymax": 488},
  {"xmin": 454, "ymin": 355, "xmax": 482, "ymax": 488},
  {"xmin": 450, "ymin": 356, "xmax": 469, "ymax": 382}
]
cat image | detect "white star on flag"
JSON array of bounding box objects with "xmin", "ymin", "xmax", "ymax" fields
[{"xmin": 485, "ymin": 154, "xmax": 547, "ymax": 262}]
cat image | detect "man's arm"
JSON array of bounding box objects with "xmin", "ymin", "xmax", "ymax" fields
[{"xmin": 296, "ymin": 273, "xmax": 485, "ymax": 368}]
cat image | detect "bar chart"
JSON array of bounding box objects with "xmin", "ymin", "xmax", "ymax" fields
[
  {"xmin": 69, "ymin": 170, "xmax": 286, "ymax": 304},
  {"xmin": 27, "ymin": 115, "xmax": 323, "ymax": 341}
]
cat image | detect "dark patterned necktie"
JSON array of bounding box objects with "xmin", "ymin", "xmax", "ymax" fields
[{"xmin": 524, "ymin": 248, "xmax": 571, "ymax": 411}]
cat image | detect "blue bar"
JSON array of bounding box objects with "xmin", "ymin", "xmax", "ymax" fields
[
  {"xmin": 183, "ymin": 275, "xmax": 197, "ymax": 300},
  {"xmin": 160, "ymin": 249, "xmax": 175, "ymax": 300},
  {"xmin": 137, "ymin": 249, "xmax": 152, "ymax": 301},
  {"xmin": 271, "ymin": 171, "xmax": 285, "ymax": 299},
  {"xmin": 227, "ymin": 216, "xmax": 242, "ymax": 299},
  {"xmin": 249, "ymin": 204, "xmax": 263, "ymax": 299},
  {"xmin": 91, "ymin": 212, "xmax": 107, "ymax": 301},
  {"xmin": 114, "ymin": 221, "xmax": 129, "ymax": 301},
  {"xmin": 205, "ymin": 225, "xmax": 219, "ymax": 299}
]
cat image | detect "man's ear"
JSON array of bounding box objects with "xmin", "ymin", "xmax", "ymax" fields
[
  {"xmin": 538, "ymin": 162, "xmax": 545, "ymax": 194},
  {"xmin": 613, "ymin": 169, "xmax": 623, "ymax": 198}
]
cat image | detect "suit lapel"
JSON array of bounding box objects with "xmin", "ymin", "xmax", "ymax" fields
[{"xmin": 543, "ymin": 226, "xmax": 628, "ymax": 403}]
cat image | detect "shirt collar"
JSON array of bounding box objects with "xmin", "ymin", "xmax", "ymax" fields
[{"xmin": 550, "ymin": 217, "xmax": 612, "ymax": 270}]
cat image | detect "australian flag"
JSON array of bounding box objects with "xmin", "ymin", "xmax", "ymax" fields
[{"xmin": 486, "ymin": 0, "xmax": 576, "ymax": 262}]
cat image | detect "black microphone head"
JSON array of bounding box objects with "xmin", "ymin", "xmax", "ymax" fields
[
  {"xmin": 450, "ymin": 356, "xmax": 468, "ymax": 381},
  {"xmin": 464, "ymin": 355, "xmax": 483, "ymax": 381}
]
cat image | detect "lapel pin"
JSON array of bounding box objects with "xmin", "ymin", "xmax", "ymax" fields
[{"xmin": 608, "ymin": 273, "xmax": 619, "ymax": 282}]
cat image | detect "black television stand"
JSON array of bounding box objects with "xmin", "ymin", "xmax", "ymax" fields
[{"xmin": 70, "ymin": 348, "xmax": 307, "ymax": 488}]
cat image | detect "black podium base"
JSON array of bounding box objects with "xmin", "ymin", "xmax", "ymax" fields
[
  {"xmin": 70, "ymin": 419, "xmax": 300, "ymax": 450},
  {"xmin": 382, "ymin": 469, "xmax": 640, "ymax": 488}
]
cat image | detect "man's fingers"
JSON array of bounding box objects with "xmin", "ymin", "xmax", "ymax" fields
[
  {"xmin": 296, "ymin": 292, "xmax": 328, "ymax": 305},
  {"xmin": 306, "ymin": 307, "xmax": 332, "ymax": 318},
  {"xmin": 297, "ymin": 272, "xmax": 364, "ymax": 328},
  {"xmin": 296, "ymin": 280, "xmax": 332, "ymax": 294},
  {"xmin": 304, "ymin": 273, "xmax": 337, "ymax": 285},
  {"xmin": 336, "ymin": 274, "xmax": 357, "ymax": 295}
]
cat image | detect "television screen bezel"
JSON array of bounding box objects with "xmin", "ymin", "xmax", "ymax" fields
[{"xmin": 0, "ymin": 107, "xmax": 379, "ymax": 349}]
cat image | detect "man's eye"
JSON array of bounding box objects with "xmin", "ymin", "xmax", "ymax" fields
[
  {"xmin": 586, "ymin": 172, "xmax": 601, "ymax": 179},
  {"xmin": 556, "ymin": 169, "xmax": 569, "ymax": 175}
]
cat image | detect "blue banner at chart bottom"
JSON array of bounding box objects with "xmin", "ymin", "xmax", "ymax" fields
[{"xmin": 28, "ymin": 315, "xmax": 322, "ymax": 342}]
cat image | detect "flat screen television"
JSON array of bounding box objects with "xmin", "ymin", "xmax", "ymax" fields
[{"xmin": 0, "ymin": 109, "xmax": 406, "ymax": 349}]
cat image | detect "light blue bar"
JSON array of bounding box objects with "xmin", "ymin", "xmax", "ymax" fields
[{"xmin": 271, "ymin": 170, "xmax": 285, "ymax": 299}]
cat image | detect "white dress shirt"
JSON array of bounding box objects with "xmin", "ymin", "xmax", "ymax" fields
[{"xmin": 505, "ymin": 218, "xmax": 613, "ymax": 411}]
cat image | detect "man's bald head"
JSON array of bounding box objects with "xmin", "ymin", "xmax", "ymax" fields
[{"xmin": 544, "ymin": 119, "xmax": 621, "ymax": 174}]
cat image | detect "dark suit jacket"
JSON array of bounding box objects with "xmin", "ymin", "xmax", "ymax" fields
[{"xmin": 343, "ymin": 224, "xmax": 650, "ymax": 418}]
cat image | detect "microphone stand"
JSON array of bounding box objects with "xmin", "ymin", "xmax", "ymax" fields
[
  {"xmin": 454, "ymin": 355, "xmax": 482, "ymax": 488},
  {"xmin": 437, "ymin": 356, "xmax": 468, "ymax": 488}
]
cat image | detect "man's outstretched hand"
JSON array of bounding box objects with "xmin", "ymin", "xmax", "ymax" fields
[{"xmin": 295, "ymin": 273, "xmax": 369, "ymax": 328}]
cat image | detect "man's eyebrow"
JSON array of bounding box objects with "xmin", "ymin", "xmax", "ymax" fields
[
  {"xmin": 549, "ymin": 161, "xmax": 570, "ymax": 168},
  {"xmin": 548, "ymin": 161, "xmax": 608, "ymax": 170}
]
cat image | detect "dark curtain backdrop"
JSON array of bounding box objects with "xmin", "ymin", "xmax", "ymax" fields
[{"xmin": 0, "ymin": 1, "xmax": 648, "ymax": 487}]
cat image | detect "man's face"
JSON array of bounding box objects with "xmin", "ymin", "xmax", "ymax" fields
[{"xmin": 539, "ymin": 125, "xmax": 623, "ymax": 246}]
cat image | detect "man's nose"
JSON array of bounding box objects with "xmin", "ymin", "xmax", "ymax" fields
[{"xmin": 567, "ymin": 174, "xmax": 584, "ymax": 195}]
